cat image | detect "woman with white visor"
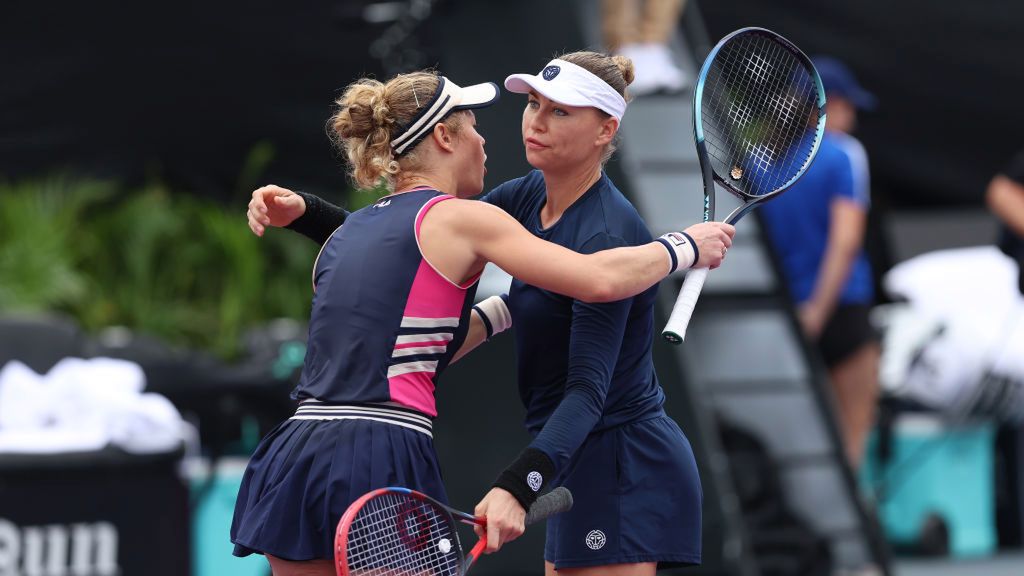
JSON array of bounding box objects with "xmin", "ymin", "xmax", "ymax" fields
[{"xmin": 247, "ymin": 52, "xmax": 730, "ymax": 575}]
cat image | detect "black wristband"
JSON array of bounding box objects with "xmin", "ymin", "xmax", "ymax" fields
[
  {"xmin": 492, "ymin": 447, "xmax": 556, "ymax": 510},
  {"xmin": 285, "ymin": 190, "xmax": 348, "ymax": 245}
]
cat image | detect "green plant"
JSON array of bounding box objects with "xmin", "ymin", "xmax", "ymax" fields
[
  {"xmin": 0, "ymin": 178, "xmax": 321, "ymax": 359},
  {"xmin": 0, "ymin": 177, "xmax": 112, "ymax": 311}
]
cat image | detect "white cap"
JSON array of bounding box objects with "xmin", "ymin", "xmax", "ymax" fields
[
  {"xmin": 392, "ymin": 77, "xmax": 500, "ymax": 156},
  {"xmin": 504, "ymin": 59, "xmax": 627, "ymax": 120}
]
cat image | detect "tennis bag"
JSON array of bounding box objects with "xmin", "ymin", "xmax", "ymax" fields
[{"xmin": 718, "ymin": 419, "xmax": 832, "ymax": 576}]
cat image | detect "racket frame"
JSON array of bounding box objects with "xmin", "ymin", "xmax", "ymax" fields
[
  {"xmin": 693, "ymin": 26, "xmax": 827, "ymax": 226},
  {"xmin": 335, "ymin": 486, "xmax": 486, "ymax": 576},
  {"xmin": 663, "ymin": 27, "xmax": 827, "ymax": 344}
]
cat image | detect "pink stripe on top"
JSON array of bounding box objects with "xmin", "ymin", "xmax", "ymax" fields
[
  {"xmin": 387, "ymin": 194, "xmax": 477, "ymax": 417},
  {"xmin": 393, "ymin": 339, "xmax": 450, "ymax": 350},
  {"xmin": 389, "ymin": 372, "xmax": 439, "ymax": 417}
]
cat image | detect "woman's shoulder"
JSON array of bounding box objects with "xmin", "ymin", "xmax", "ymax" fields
[{"xmin": 592, "ymin": 175, "xmax": 650, "ymax": 242}]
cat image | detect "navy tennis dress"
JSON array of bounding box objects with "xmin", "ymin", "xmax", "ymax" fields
[
  {"xmin": 484, "ymin": 171, "xmax": 702, "ymax": 568},
  {"xmin": 231, "ymin": 189, "xmax": 478, "ymax": 561}
]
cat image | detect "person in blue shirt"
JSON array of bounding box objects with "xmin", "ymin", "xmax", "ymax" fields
[
  {"xmin": 249, "ymin": 51, "xmax": 734, "ymax": 574},
  {"xmin": 759, "ymin": 56, "xmax": 880, "ymax": 470}
]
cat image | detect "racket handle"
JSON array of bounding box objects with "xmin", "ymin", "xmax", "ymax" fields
[
  {"xmin": 662, "ymin": 268, "xmax": 709, "ymax": 344},
  {"xmin": 524, "ymin": 487, "xmax": 573, "ymax": 525}
]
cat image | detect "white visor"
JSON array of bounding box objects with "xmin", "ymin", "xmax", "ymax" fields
[
  {"xmin": 504, "ymin": 59, "xmax": 627, "ymax": 120},
  {"xmin": 391, "ymin": 77, "xmax": 500, "ymax": 156}
]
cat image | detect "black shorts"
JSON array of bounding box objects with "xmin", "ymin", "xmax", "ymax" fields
[{"xmin": 816, "ymin": 303, "xmax": 879, "ymax": 368}]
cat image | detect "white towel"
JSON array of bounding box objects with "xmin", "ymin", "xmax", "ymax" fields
[{"xmin": 0, "ymin": 357, "xmax": 184, "ymax": 454}]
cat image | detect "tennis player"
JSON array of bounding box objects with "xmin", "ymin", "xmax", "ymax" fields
[{"xmin": 232, "ymin": 69, "xmax": 732, "ymax": 576}]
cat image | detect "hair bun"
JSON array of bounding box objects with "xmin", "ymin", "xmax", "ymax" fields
[
  {"xmin": 610, "ymin": 54, "xmax": 635, "ymax": 87},
  {"xmin": 328, "ymin": 71, "xmax": 443, "ymax": 190}
]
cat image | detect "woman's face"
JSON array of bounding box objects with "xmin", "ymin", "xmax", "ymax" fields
[
  {"xmin": 451, "ymin": 111, "xmax": 487, "ymax": 198},
  {"xmin": 520, "ymin": 91, "xmax": 615, "ymax": 173}
]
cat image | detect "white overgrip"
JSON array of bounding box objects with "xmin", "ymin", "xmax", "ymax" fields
[{"xmin": 662, "ymin": 267, "xmax": 709, "ymax": 344}]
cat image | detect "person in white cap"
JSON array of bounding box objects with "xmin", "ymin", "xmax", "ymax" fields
[{"xmin": 232, "ymin": 68, "xmax": 731, "ymax": 576}]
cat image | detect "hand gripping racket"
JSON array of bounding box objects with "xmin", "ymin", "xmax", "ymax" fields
[
  {"xmin": 662, "ymin": 27, "xmax": 827, "ymax": 344},
  {"xmin": 335, "ymin": 486, "xmax": 573, "ymax": 575}
]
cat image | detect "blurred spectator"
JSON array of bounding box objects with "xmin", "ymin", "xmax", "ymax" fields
[
  {"xmin": 759, "ymin": 56, "xmax": 880, "ymax": 471},
  {"xmin": 602, "ymin": 0, "xmax": 688, "ymax": 95},
  {"xmin": 986, "ymin": 149, "xmax": 1024, "ymax": 295}
]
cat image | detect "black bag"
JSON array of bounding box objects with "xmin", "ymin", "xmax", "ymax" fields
[{"xmin": 719, "ymin": 419, "xmax": 833, "ymax": 576}]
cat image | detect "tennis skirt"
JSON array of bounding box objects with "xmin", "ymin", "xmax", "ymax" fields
[
  {"xmin": 544, "ymin": 414, "xmax": 702, "ymax": 569},
  {"xmin": 230, "ymin": 401, "xmax": 446, "ymax": 561}
]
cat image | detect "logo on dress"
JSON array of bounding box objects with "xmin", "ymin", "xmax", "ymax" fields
[
  {"xmin": 542, "ymin": 65, "xmax": 561, "ymax": 81},
  {"xmin": 585, "ymin": 529, "xmax": 606, "ymax": 550},
  {"xmin": 374, "ymin": 199, "xmax": 392, "ymax": 208},
  {"xmin": 527, "ymin": 471, "xmax": 543, "ymax": 492}
]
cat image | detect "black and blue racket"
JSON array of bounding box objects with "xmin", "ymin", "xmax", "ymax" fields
[{"xmin": 662, "ymin": 27, "xmax": 827, "ymax": 343}]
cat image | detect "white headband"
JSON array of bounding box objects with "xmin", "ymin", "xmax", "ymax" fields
[
  {"xmin": 391, "ymin": 77, "xmax": 499, "ymax": 156},
  {"xmin": 504, "ymin": 59, "xmax": 628, "ymax": 120}
]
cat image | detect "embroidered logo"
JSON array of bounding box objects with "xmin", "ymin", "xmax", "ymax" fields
[
  {"xmin": 527, "ymin": 471, "xmax": 543, "ymax": 492},
  {"xmin": 542, "ymin": 65, "xmax": 561, "ymax": 81},
  {"xmin": 664, "ymin": 232, "xmax": 688, "ymax": 247},
  {"xmin": 585, "ymin": 529, "xmax": 606, "ymax": 550},
  {"xmin": 374, "ymin": 199, "xmax": 392, "ymax": 208}
]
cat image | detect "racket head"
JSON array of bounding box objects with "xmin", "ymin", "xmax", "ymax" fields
[
  {"xmin": 335, "ymin": 487, "xmax": 470, "ymax": 576},
  {"xmin": 693, "ymin": 27, "xmax": 826, "ymax": 215}
]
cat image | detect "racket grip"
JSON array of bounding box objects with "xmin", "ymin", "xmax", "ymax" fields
[
  {"xmin": 662, "ymin": 268, "xmax": 709, "ymax": 344},
  {"xmin": 524, "ymin": 487, "xmax": 573, "ymax": 525}
]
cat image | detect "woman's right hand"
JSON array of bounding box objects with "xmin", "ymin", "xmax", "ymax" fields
[
  {"xmin": 684, "ymin": 221, "xmax": 736, "ymax": 269},
  {"xmin": 247, "ymin": 185, "xmax": 307, "ymax": 236}
]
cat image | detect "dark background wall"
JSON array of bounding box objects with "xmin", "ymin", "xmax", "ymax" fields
[
  {"xmin": 7, "ymin": 1, "xmax": 1020, "ymax": 210},
  {"xmin": 1, "ymin": 0, "xmax": 581, "ymax": 207}
]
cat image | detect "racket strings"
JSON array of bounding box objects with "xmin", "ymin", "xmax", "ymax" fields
[
  {"xmin": 708, "ymin": 37, "xmax": 808, "ymax": 191},
  {"xmin": 343, "ymin": 492, "xmax": 463, "ymax": 575},
  {"xmin": 701, "ymin": 33, "xmax": 822, "ymax": 197},
  {"xmin": 710, "ymin": 38, "xmax": 809, "ymax": 193}
]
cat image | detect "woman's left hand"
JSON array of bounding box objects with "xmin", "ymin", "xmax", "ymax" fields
[
  {"xmin": 798, "ymin": 301, "xmax": 827, "ymax": 339},
  {"xmin": 473, "ymin": 488, "xmax": 526, "ymax": 553}
]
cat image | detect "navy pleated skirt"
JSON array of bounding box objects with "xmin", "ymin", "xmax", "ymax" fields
[{"xmin": 230, "ymin": 404, "xmax": 445, "ymax": 561}]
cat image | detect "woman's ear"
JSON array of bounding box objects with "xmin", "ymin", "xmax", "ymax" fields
[
  {"xmin": 595, "ymin": 115, "xmax": 619, "ymax": 147},
  {"xmin": 432, "ymin": 122, "xmax": 456, "ymax": 153}
]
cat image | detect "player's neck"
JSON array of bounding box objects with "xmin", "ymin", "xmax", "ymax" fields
[
  {"xmin": 394, "ymin": 170, "xmax": 454, "ymax": 196},
  {"xmin": 539, "ymin": 165, "xmax": 601, "ymax": 227}
]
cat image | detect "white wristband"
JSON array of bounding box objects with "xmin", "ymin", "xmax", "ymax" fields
[
  {"xmin": 472, "ymin": 294, "xmax": 512, "ymax": 339},
  {"xmin": 657, "ymin": 232, "xmax": 699, "ymax": 274}
]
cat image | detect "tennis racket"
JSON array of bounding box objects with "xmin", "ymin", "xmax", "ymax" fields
[
  {"xmin": 335, "ymin": 486, "xmax": 573, "ymax": 575},
  {"xmin": 662, "ymin": 27, "xmax": 827, "ymax": 344}
]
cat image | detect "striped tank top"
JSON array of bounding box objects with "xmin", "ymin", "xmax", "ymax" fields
[{"xmin": 293, "ymin": 188, "xmax": 479, "ymax": 417}]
